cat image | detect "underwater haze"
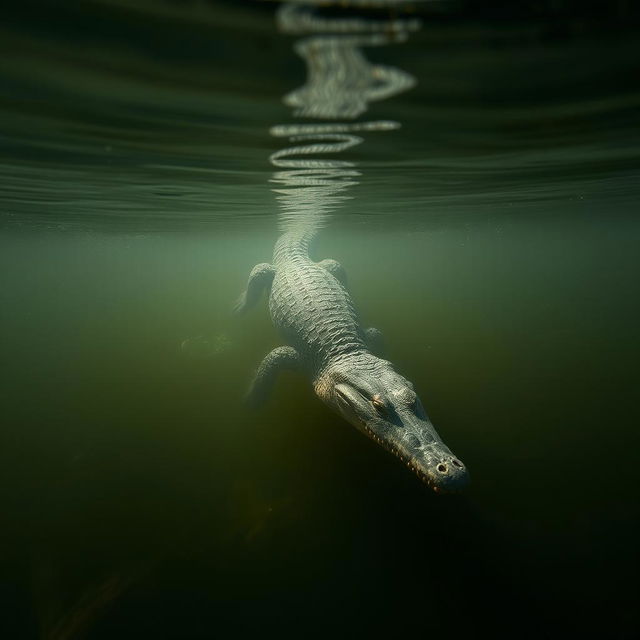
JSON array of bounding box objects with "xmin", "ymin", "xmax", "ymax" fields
[{"xmin": 1, "ymin": 1, "xmax": 639, "ymax": 638}]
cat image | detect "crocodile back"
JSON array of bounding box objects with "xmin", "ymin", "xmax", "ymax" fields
[{"xmin": 270, "ymin": 231, "xmax": 366, "ymax": 371}]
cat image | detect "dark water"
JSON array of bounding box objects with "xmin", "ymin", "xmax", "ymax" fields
[{"xmin": 1, "ymin": 1, "xmax": 639, "ymax": 638}]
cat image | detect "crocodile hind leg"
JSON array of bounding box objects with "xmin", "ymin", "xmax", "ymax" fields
[
  {"xmin": 318, "ymin": 259, "xmax": 347, "ymax": 287},
  {"xmin": 233, "ymin": 263, "xmax": 275, "ymax": 316},
  {"xmin": 246, "ymin": 346, "xmax": 301, "ymax": 408}
]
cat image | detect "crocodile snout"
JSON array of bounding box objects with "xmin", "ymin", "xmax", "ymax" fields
[{"xmin": 430, "ymin": 456, "xmax": 469, "ymax": 493}]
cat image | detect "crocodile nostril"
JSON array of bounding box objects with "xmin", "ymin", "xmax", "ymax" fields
[
  {"xmin": 437, "ymin": 463, "xmax": 447, "ymax": 474},
  {"xmin": 452, "ymin": 459, "xmax": 464, "ymax": 469}
]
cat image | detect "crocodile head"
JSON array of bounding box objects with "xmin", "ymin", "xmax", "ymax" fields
[{"xmin": 316, "ymin": 362, "xmax": 469, "ymax": 493}]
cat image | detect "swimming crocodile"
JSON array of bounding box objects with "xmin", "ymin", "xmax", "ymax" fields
[{"xmin": 234, "ymin": 228, "xmax": 469, "ymax": 493}]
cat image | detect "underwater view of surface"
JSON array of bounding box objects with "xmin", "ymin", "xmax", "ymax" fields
[{"xmin": 1, "ymin": 0, "xmax": 639, "ymax": 637}]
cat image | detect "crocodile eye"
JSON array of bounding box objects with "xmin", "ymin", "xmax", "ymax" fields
[
  {"xmin": 371, "ymin": 395, "xmax": 387, "ymax": 416},
  {"xmin": 335, "ymin": 387, "xmax": 351, "ymax": 405}
]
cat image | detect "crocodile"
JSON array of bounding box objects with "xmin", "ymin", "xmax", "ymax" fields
[{"xmin": 234, "ymin": 228, "xmax": 469, "ymax": 493}]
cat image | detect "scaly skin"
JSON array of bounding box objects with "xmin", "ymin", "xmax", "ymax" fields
[
  {"xmin": 270, "ymin": 230, "xmax": 364, "ymax": 371},
  {"xmin": 236, "ymin": 229, "xmax": 469, "ymax": 493}
]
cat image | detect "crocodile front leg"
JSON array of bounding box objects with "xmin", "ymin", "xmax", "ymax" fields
[
  {"xmin": 246, "ymin": 346, "xmax": 301, "ymax": 408},
  {"xmin": 233, "ymin": 263, "xmax": 275, "ymax": 315},
  {"xmin": 318, "ymin": 259, "xmax": 347, "ymax": 287},
  {"xmin": 365, "ymin": 327, "xmax": 385, "ymax": 356}
]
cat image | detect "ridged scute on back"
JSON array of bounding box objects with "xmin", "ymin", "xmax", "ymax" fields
[{"xmin": 269, "ymin": 231, "xmax": 368, "ymax": 372}]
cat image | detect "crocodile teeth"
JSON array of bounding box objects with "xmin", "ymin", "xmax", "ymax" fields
[{"xmin": 361, "ymin": 424, "xmax": 439, "ymax": 490}]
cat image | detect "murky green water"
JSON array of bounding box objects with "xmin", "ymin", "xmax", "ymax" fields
[{"xmin": 1, "ymin": 1, "xmax": 639, "ymax": 638}]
